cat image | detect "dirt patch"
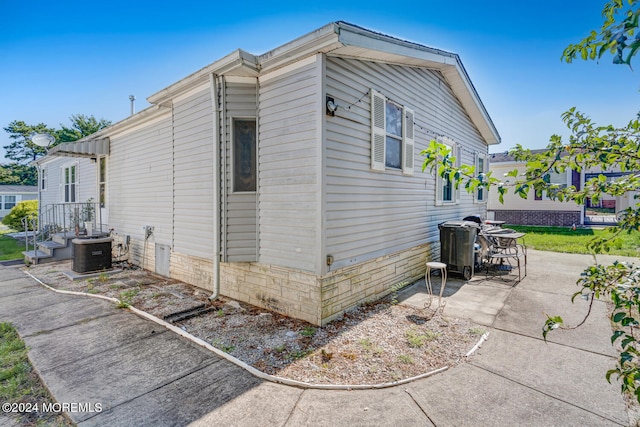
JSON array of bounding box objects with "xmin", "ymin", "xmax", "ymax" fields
[{"xmin": 25, "ymin": 261, "xmax": 486, "ymax": 386}]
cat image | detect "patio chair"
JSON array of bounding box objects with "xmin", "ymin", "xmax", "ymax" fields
[{"xmin": 477, "ymin": 230, "xmax": 527, "ymax": 284}]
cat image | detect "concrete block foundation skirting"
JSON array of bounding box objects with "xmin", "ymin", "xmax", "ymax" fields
[{"xmin": 124, "ymin": 239, "xmax": 438, "ymax": 326}]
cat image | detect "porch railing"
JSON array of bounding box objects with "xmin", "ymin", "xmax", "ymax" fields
[{"xmin": 27, "ymin": 202, "xmax": 105, "ymax": 250}]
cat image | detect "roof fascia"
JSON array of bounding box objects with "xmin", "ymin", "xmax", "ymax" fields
[
  {"xmin": 336, "ymin": 22, "xmax": 501, "ymax": 146},
  {"xmin": 257, "ymin": 23, "xmax": 343, "ymax": 73},
  {"xmin": 147, "ymin": 49, "xmax": 258, "ymax": 106}
]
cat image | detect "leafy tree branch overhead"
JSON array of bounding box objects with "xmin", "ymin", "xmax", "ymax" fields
[
  {"xmin": 423, "ymin": 0, "xmax": 640, "ymax": 403},
  {"xmin": 1, "ymin": 114, "xmax": 111, "ymax": 185}
]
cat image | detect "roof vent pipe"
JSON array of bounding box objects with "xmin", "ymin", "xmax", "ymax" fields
[{"xmin": 129, "ymin": 95, "xmax": 136, "ymax": 116}]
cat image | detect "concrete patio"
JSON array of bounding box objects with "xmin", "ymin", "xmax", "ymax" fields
[{"xmin": 0, "ymin": 249, "xmax": 635, "ymax": 426}]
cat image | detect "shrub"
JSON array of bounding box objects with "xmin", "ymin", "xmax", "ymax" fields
[{"xmin": 1, "ymin": 200, "xmax": 38, "ymax": 231}]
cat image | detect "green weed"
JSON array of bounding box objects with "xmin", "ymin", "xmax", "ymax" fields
[
  {"xmin": 390, "ymin": 280, "xmax": 410, "ymax": 305},
  {"xmin": 286, "ymin": 349, "xmax": 312, "ymax": 361},
  {"xmin": 469, "ymin": 327, "xmax": 486, "ymax": 336},
  {"xmin": 359, "ymin": 338, "xmax": 373, "ymax": 350},
  {"xmin": 398, "ymin": 354, "xmax": 414, "ymax": 364},
  {"xmin": 406, "ymin": 328, "xmax": 439, "ymax": 348},
  {"xmin": 211, "ymin": 339, "xmax": 235, "ymax": 353},
  {"xmin": 300, "ymin": 326, "xmax": 316, "ymax": 337}
]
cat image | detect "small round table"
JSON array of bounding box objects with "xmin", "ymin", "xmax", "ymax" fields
[{"xmin": 425, "ymin": 261, "xmax": 447, "ymax": 310}]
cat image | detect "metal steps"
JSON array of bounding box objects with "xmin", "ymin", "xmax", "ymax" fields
[{"xmin": 23, "ymin": 233, "xmax": 76, "ymax": 265}]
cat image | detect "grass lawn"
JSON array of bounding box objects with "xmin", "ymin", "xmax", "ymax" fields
[
  {"xmin": 507, "ymin": 225, "xmax": 640, "ymax": 257},
  {"xmin": 0, "ymin": 228, "xmax": 24, "ymax": 261},
  {"xmin": 0, "ymin": 322, "xmax": 72, "ymax": 426}
]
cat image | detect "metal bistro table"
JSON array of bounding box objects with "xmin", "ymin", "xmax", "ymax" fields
[{"xmin": 482, "ymin": 229, "xmax": 527, "ymax": 283}]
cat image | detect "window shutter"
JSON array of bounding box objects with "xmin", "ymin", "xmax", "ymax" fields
[
  {"xmin": 370, "ymin": 89, "xmax": 386, "ymax": 171},
  {"xmin": 402, "ymin": 107, "xmax": 414, "ymax": 175},
  {"xmin": 572, "ymin": 170, "xmax": 581, "ymax": 190},
  {"xmin": 435, "ymin": 177, "xmax": 443, "ymax": 206},
  {"xmin": 434, "ymin": 138, "xmax": 443, "ymax": 206}
]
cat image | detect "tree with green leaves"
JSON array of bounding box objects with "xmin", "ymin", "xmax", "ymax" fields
[
  {"xmin": 0, "ymin": 164, "xmax": 38, "ymax": 186},
  {"xmin": 57, "ymin": 114, "xmax": 111, "ymax": 143},
  {"xmin": 2, "ymin": 121, "xmax": 56, "ymax": 164},
  {"xmin": 422, "ymin": 0, "xmax": 640, "ymax": 402},
  {"xmin": 2, "ymin": 114, "xmax": 111, "ymax": 186}
]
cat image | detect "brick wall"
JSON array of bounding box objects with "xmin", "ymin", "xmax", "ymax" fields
[{"xmin": 490, "ymin": 210, "xmax": 581, "ymax": 226}]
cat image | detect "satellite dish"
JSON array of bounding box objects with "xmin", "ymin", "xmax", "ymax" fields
[{"xmin": 32, "ymin": 133, "xmax": 55, "ymax": 148}]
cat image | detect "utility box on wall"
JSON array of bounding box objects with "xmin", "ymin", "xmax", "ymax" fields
[
  {"xmin": 72, "ymin": 237, "xmax": 112, "ymax": 273},
  {"xmin": 155, "ymin": 243, "xmax": 170, "ymax": 277}
]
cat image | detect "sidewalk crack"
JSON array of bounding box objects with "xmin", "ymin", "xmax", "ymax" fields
[{"xmin": 468, "ymin": 363, "xmax": 626, "ymax": 426}]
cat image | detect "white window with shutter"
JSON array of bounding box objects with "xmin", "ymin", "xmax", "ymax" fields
[
  {"xmin": 474, "ymin": 152, "xmax": 489, "ymax": 203},
  {"xmin": 435, "ymin": 138, "xmax": 460, "ymax": 206},
  {"xmin": 370, "ymin": 89, "xmax": 414, "ymax": 175}
]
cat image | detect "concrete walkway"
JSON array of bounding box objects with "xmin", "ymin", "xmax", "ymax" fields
[{"xmin": 0, "ymin": 250, "xmax": 633, "ymax": 426}]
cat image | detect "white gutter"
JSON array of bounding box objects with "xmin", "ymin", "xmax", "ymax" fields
[
  {"xmin": 209, "ymin": 72, "xmax": 221, "ymax": 300},
  {"xmin": 148, "ymin": 50, "xmax": 258, "ymax": 107}
]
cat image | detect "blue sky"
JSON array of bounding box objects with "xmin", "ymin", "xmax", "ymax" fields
[{"xmin": 0, "ymin": 1, "xmax": 637, "ymax": 162}]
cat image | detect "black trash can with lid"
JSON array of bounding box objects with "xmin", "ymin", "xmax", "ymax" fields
[
  {"xmin": 72, "ymin": 237, "xmax": 112, "ymax": 274},
  {"xmin": 438, "ymin": 220, "xmax": 479, "ymax": 280}
]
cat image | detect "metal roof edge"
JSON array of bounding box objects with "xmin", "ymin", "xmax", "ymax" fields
[
  {"xmin": 441, "ymin": 62, "xmax": 501, "ymax": 146},
  {"xmin": 147, "ymin": 49, "xmax": 258, "ymax": 105},
  {"xmin": 257, "ymin": 23, "xmax": 342, "ymax": 73},
  {"xmin": 336, "ymin": 21, "xmax": 458, "ymax": 63},
  {"xmin": 334, "ymin": 21, "xmax": 500, "ymax": 146}
]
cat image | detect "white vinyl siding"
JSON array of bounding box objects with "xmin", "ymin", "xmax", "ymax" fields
[
  {"xmin": 222, "ymin": 79, "xmax": 258, "ymax": 262},
  {"xmin": 324, "ymin": 57, "xmax": 488, "ymax": 270},
  {"xmin": 173, "ymin": 84, "xmax": 215, "ymax": 258},
  {"xmin": 108, "ymin": 113, "xmax": 174, "ymax": 245},
  {"xmin": 39, "ymin": 158, "xmax": 96, "ymax": 207},
  {"xmin": 258, "ymin": 56, "xmax": 320, "ymax": 272}
]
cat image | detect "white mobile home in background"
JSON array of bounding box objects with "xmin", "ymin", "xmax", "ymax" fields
[
  {"xmin": 0, "ymin": 185, "xmax": 37, "ymax": 220},
  {"xmin": 33, "ymin": 22, "xmax": 500, "ymax": 325}
]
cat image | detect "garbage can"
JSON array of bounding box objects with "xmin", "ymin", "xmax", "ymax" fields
[
  {"xmin": 438, "ymin": 220, "xmax": 479, "ymax": 280},
  {"xmin": 72, "ymin": 237, "xmax": 112, "ymax": 274}
]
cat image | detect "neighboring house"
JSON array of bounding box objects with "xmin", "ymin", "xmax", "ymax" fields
[
  {"xmin": 488, "ymin": 150, "xmax": 636, "ymax": 226},
  {"xmin": 0, "ymin": 185, "xmax": 37, "ymax": 220},
  {"xmin": 32, "ymin": 22, "xmax": 500, "ymax": 325}
]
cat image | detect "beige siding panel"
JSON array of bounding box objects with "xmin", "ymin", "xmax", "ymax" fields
[
  {"xmin": 108, "ymin": 113, "xmax": 174, "ymax": 245},
  {"xmin": 258, "ymin": 58, "xmax": 320, "ymax": 272},
  {"xmin": 324, "ymin": 57, "xmax": 489, "ymax": 270},
  {"xmin": 173, "ymin": 85, "xmax": 215, "ymax": 257},
  {"xmin": 222, "ymin": 81, "xmax": 258, "ymax": 262}
]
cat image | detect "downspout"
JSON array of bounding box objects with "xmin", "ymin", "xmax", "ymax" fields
[{"xmin": 209, "ymin": 72, "xmax": 221, "ymax": 300}]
